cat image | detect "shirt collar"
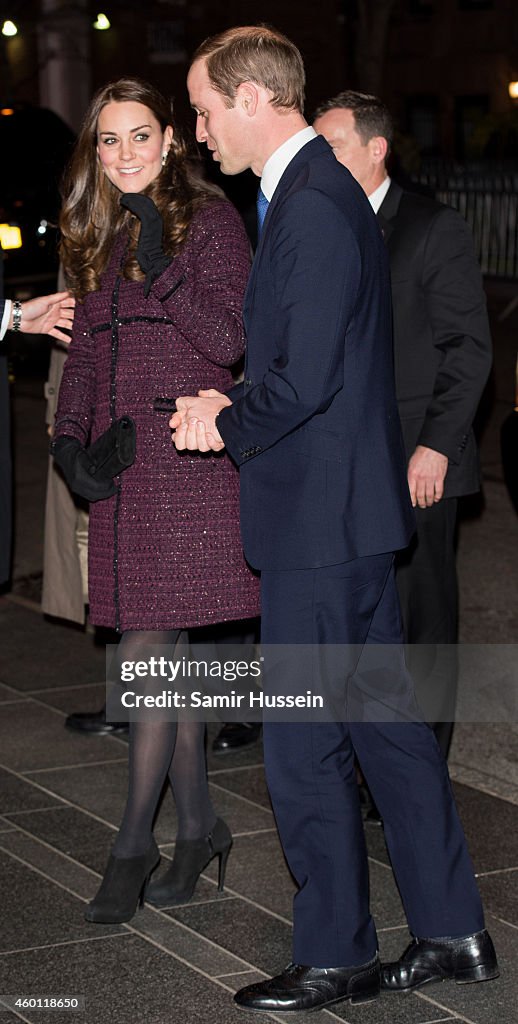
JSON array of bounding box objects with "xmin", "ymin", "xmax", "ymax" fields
[
  {"xmin": 368, "ymin": 175, "xmax": 391, "ymax": 214},
  {"xmin": 260, "ymin": 126, "xmax": 317, "ymax": 202}
]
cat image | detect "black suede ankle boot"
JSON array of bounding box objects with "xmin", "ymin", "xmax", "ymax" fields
[
  {"xmin": 85, "ymin": 838, "xmax": 160, "ymax": 924},
  {"xmin": 146, "ymin": 818, "xmax": 232, "ymax": 907}
]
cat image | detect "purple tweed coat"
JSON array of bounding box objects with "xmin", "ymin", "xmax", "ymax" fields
[{"xmin": 55, "ymin": 200, "xmax": 260, "ymax": 632}]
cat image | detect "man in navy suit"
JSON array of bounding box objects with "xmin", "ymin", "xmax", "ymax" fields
[
  {"xmin": 171, "ymin": 25, "xmax": 498, "ymax": 1013},
  {"xmin": 313, "ymin": 92, "xmax": 492, "ymax": 760}
]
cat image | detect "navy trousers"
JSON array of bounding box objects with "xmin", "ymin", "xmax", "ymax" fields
[{"xmin": 260, "ymin": 553, "xmax": 484, "ymax": 967}]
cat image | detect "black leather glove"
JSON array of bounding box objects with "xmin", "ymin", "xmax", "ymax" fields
[
  {"xmin": 120, "ymin": 193, "xmax": 171, "ymax": 296},
  {"xmin": 51, "ymin": 435, "xmax": 116, "ymax": 502}
]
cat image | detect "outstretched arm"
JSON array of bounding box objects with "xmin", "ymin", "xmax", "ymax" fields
[{"xmin": 1, "ymin": 292, "xmax": 75, "ymax": 343}]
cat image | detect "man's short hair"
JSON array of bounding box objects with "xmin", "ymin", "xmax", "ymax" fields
[
  {"xmin": 192, "ymin": 25, "xmax": 305, "ymax": 113},
  {"xmin": 313, "ymin": 90, "xmax": 394, "ymax": 150}
]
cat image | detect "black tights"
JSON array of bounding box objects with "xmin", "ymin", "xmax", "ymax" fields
[{"xmin": 112, "ymin": 629, "xmax": 216, "ymax": 858}]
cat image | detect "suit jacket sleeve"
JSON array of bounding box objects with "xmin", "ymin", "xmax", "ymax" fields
[
  {"xmin": 225, "ymin": 380, "xmax": 245, "ymax": 403},
  {"xmin": 218, "ymin": 189, "xmax": 361, "ymax": 464},
  {"xmin": 416, "ymin": 207, "xmax": 492, "ymax": 463},
  {"xmin": 0, "ymin": 299, "xmax": 9, "ymax": 341}
]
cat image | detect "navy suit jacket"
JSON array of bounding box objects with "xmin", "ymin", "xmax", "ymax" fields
[{"xmin": 218, "ymin": 136, "xmax": 414, "ymax": 571}]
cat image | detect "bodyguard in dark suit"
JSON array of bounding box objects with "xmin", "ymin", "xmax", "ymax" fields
[
  {"xmin": 314, "ymin": 92, "xmax": 492, "ymax": 757},
  {"xmin": 172, "ymin": 26, "xmax": 498, "ymax": 1013}
]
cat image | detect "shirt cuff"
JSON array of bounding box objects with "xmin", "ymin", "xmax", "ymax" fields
[{"xmin": 0, "ymin": 300, "xmax": 12, "ymax": 341}]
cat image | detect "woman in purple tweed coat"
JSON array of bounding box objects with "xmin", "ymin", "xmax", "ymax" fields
[{"xmin": 52, "ymin": 78, "xmax": 259, "ymax": 924}]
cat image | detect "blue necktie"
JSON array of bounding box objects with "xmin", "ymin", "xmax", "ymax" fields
[{"xmin": 257, "ymin": 188, "xmax": 269, "ymax": 237}]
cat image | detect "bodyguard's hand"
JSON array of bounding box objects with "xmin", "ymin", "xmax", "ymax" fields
[
  {"xmin": 407, "ymin": 445, "xmax": 448, "ymax": 508},
  {"xmin": 15, "ymin": 292, "xmax": 75, "ymax": 343},
  {"xmin": 120, "ymin": 193, "xmax": 170, "ymax": 296},
  {"xmin": 51, "ymin": 435, "xmax": 116, "ymax": 502},
  {"xmin": 170, "ymin": 390, "xmax": 231, "ymax": 452}
]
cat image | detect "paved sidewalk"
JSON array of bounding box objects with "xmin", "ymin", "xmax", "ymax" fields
[{"xmin": 0, "ymin": 280, "xmax": 516, "ymax": 1023}]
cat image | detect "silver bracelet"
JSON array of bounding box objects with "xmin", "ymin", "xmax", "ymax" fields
[{"xmin": 11, "ymin": 301, "xmax": 22, "ymax": 332}]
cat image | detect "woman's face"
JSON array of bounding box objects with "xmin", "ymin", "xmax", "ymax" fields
[{"xmin": 96, "ymin": 100, "xmax": 173, "ymax": 193}]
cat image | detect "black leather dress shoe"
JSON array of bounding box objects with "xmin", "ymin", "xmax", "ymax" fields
[
  {"xmin": 212, "ymin": 722, "xmax": 262, "ymax": 754},
  {"xmin": 234, "ymin": 956, "xmax": 380, "ymax": 1012},
  {"xmin": 65, "ymin": 707, "xmax": 128, "ymax": 735},
  {"xmin": 382, "ymin": 929, "xmax": 499, "ymax": 992}
]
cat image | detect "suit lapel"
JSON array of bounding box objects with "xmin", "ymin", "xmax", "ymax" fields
[
  {"xmin": 377, "ymin": 180, "xmax": 403, "ymax": 245},
  {"xmin": 244, "ymin": 136, "xmax": 331, "ymax": 320}
]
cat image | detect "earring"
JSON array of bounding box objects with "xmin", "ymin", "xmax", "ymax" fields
[{"xmin": 161, "ymin": 150, "xmax": 168, "ymax": 166}]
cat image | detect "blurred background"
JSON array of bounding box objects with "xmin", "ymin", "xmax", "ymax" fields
[{"xmin": 1, "ymin": 1, "xmax": 518, "ymax": 317}]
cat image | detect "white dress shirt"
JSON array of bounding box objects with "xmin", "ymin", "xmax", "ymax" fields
[
  {"xmin": 368, "ymin": 176, "xmax": 391, "ymax": 214},
  {"xmin": 260, "ymin": 126, "xmax": 317, "ymax": 202},
  {"xmin": 0, "ymin": 300, "xmax": 11, "ymax": 341}
]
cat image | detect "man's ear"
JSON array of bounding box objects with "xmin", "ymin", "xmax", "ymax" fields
[
  {"xmin": 236, "ymin": 82, "xmax": 260, "ymax": 116},
  {"xmin": 368, "ymin": 135, "xmax": 389, "ymax": 166}
]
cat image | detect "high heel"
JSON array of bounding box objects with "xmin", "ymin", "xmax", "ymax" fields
[
  {"xmin": 146, "ymin": 818, "xmax": 232, "ymax": 907},
  {"xmin": 84, "ymin": 838, "xmax": 160, "ymax": 924}
]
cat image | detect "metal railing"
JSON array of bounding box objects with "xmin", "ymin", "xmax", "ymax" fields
[{"xmin": 412, "ymin": 162, "xmax": 518, "ymax": 280}]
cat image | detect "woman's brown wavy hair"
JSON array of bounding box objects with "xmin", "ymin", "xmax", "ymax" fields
[{"xmin": 60, "ymin": 77, "xmax": 221, "ymax": 299}]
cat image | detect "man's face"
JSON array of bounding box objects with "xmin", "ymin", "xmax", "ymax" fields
[
  {"xmin": 187, "ymin": 60, "xmax": 251, "ymax": 175},
  {"xmin": 314, "ymin": 107, "xmax": 376, "ymax": 193}
]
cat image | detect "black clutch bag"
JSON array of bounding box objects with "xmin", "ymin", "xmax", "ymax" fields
[{"xmin": 86, "ymin": 416, "xmax": 136, "ymax": 479}]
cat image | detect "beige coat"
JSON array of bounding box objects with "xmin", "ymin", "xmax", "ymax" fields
[{"xmin": 41, "ymin": 343, "xmax": 88, "ymax": 623}]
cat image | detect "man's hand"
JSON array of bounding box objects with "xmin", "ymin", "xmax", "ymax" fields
[
  {"xmin": 407, "ymin": 445, "xmax": 449, "ymax": 508},
  {"xmin": 170, "ymin": 389, "xmax": 231, "ymax": 452},
  {"xmin": 13, "ymin": 292, "xmax": 75, "ymax": 343}
]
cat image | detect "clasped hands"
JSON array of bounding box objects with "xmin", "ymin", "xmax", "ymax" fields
[{"xmin": 170, "ymin": 390, "xmax": 232, "ymax": 452}]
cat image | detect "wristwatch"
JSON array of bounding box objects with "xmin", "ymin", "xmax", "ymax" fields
[{"xmin": 11, "ymin": 301, "xmax": 22, "ymax": 332}]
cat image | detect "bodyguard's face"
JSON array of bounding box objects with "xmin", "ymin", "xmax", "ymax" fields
[
  {"xmin": 187, "ymin": 60, "xmax": 251, "ymax": 175},
  {"xmin": 313, "ymin": 107, "xmax": 375, "ymax": 194}
]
